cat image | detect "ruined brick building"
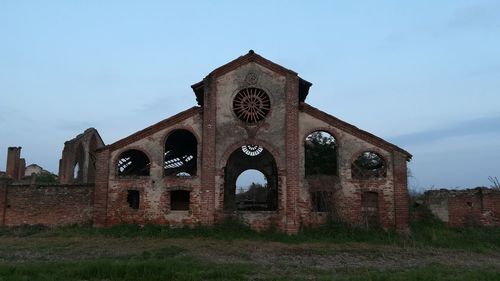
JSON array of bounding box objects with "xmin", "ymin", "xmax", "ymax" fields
[{"xmin": 1, "ymin": 51, "xmax": 412, "ymax": 233}]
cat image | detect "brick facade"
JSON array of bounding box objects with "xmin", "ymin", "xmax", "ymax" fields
[{"xmin": 1, "ymin": 51, "xmax": 412, "ymax": 233}]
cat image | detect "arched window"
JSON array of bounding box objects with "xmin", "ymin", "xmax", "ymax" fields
[
  {"xmin": 235, "ymin": 169, "xmax": 270, "ymax": 211},
  {"xmin": 304, "ymin": 131, "xmax": 337, "ymax": 176},
  {"xmin": 164, "ymin": 130, "xmax": 197, "ymax": 177},
  {"xmin": 117, "ymin": 149, "xmax": 150, "ymax": 176},
  {"xmin": 351, "ymin": 151, "xmax": 386, "ymax": 180}
]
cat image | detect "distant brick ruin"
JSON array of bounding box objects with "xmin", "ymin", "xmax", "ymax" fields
[
  {"xmin": 0, "ymin": 51, "xmax": 413, "ymax": 233},
  {"xmin": 424, "ymin": 188, "xmax": 500, "ymax": 227},
  {"xmin": 58, "ymin": 128, "xmax": 105, "ymax": 184}
]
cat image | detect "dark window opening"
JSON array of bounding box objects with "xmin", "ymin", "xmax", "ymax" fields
[
  {"xmin": 164, "ymin": 130, "xmax": 197, "ymax": 177},
  {"xmin": 311, "ymin": 191, "xmax": 332, "ymax": 212},
  {"xmin": 117, "ymin": 149, "xmax": 150, "ymax": 176},
  {"xmin": 304, "ymin": 131, "xmax": 337, "ymax": 176},
  {"xmin": 351, "ymin": 151, "xmax": 386, "ymax": 180},
  {"xmin": 170, "ymin": 190, "xmax": 190, "ymax": 210},
  {"xmin": 361, "ymin": 191, "xmax": 379, "ymax": 227},
  {"xmin": 127, "ymin": 190, "xmax": 140, "ymax": 210}
]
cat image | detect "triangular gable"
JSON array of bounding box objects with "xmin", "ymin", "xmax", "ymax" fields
[
  {"xmin": 101, "ymin": 106, "xmax": 202, "ymax": 152},
  {"xmin": 191, "ymin": 50, "xmax": 312, "ymax": 105},
  {"xmin": 300, "ymin": 103, "xmax": 412, "ymax": 160}
]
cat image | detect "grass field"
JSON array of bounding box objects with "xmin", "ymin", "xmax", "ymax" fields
[{"xmin": 1, "ymin": 219, "xmax": 500, "ymax": 280}]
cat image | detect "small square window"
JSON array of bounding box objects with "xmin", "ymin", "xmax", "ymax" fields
[{"xmin": 171, "ymin": 190, "xmax": 190, "ymax": 210}]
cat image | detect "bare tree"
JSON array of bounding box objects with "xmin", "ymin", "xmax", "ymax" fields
[{"xmin": 488, "ymin": 176, "xmax": 500, "ymax": 189}]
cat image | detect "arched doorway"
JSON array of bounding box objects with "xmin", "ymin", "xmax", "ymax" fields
[{"xmin": 224, "ymin": 145, "xmax": 278, "ymax": 212}]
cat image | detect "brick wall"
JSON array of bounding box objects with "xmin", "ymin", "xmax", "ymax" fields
[
  {"xmin": 392, "ymin": 151, "xmax": 409, "ymax": 231},
  {"xmin": 93, "ymin": 148, "xmax": 110, "ymax": 226},
  {"xmin": 285, "ymin": 72, "xmax": 300, "ymax": 234},
  {"xmin": 448, "ymin": 193, "xmax": 483, "ymax": 227},
  {"xmin": 425, "ymin": 188, "xmax": 500, "ymax": 227},
  {"xmin": 0, "ymin": 183, "xmax": 93, "ymax": 226}
]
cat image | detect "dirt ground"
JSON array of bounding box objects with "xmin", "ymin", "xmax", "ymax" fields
[{"xmin": 1, "ymin": 237, "xmax": 500, "ymax": 271}]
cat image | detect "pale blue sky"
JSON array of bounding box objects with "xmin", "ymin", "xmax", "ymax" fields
[{"xmin": 1, "ymin": 1, "xmax": 499, "ymax": 190}]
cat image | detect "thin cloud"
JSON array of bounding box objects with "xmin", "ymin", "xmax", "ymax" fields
[
  {"xmin": 446, "ymin": 2, "xmax": 500, "ymax": 30},
  {"xmin": 466, "ymin": 64, "xmax": 500, "ymax": 77},
  {"xmin": 388, "ymin": 115, "xmax": 500, "ymax": 146}
]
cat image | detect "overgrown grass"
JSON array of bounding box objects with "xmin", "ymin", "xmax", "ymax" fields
[
  {"xmin": 0, "ymin": 260, "xmax": 499, "ymax": 281},
  {"xmin": 1, "ymin": 214, "xmax": 499, "ymax": 251},
  {"xmin": 0, "ymin": 257, "xmax": 251, "ymax": 281}
]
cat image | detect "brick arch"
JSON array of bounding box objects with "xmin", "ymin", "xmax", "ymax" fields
[
  {"xmin": 113, "ymin": 147, "xmax": 153, "ymax": 177},
  {"xmin": 222, "ymin": 141, "xmax": 279, "ymax": 212},
  {"xmin": 218, "ymin": 139, "xmax": 282, "ymax": 170}
]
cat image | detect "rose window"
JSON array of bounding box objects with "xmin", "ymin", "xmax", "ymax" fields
[{"xmin": 233, "ymin": 88, "xmax": 271, "ymax": 123}]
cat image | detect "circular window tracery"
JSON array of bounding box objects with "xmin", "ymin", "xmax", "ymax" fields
[
  {"xmin": 233, "ymin": 88, "xmax": 271, "ymax": 123},
  {"xmin": 242, "ymin": 145, "xmax": 263, "ymax": 156}
]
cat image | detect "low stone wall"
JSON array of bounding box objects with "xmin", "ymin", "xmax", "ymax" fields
[
  {"xmin": 0, "ymin": 181, "xmax": 94, "ymax": 226},
  {"xmin": 424, "ymin": 188, "xmax": 500, "ymax": 227}
]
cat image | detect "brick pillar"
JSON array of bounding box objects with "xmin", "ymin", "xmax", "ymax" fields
[
  {"xmin": 93, "ymin": 149, "xmax": 110, "ymax": 227},
  {"xmin": 18, "ymin": 158, "xmax": 26, "ymax": 179},
  {"xmin": 0, "ymin": 177, "xmax": 13, "ymax": 226},
  {"xmin": 393, "ymin": 151, "xmax": 409, "ymax": 232},
  {"xmin": 200, "ymin": 76, "xmax": 216, "ymax": 225},
  {"xmin": 285, "ymin": 73, "xmax": 300, "ymax": 234},
  {"xmin": 6, "ymin": 147, "xmax": 21, "ymax": 180},
  {"xmin": 58, "ymin": 145, "xmax": 75, "ymax": 184}
]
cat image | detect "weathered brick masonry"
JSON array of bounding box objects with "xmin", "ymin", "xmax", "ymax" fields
[
  {"xmin": 425, "ymin": 188, "xmax": 500, "ymax": 227},
  {"xmin": 1, "ymin": 51, "xmax": 413, "ymax": 233},
  {"xmin": 0, "ymin": 179, "xmax": 93, "ymax": 226}
]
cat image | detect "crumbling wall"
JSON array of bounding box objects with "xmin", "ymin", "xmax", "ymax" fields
[
  {"xmin": 59, "ymin": 128, "xmax": 105, "ymax": 184},
  {"xmin": 0, "ymin": 180, "xmax": 94, "ymax": 226},
  {"xmin": 425, "ymin": 188, "xmax": 500, "ymax": 227}
]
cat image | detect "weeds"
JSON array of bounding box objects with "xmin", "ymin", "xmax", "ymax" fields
[{"xmin": 1, "ymin": 216, "xmax": 499, "ymax": 251}]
